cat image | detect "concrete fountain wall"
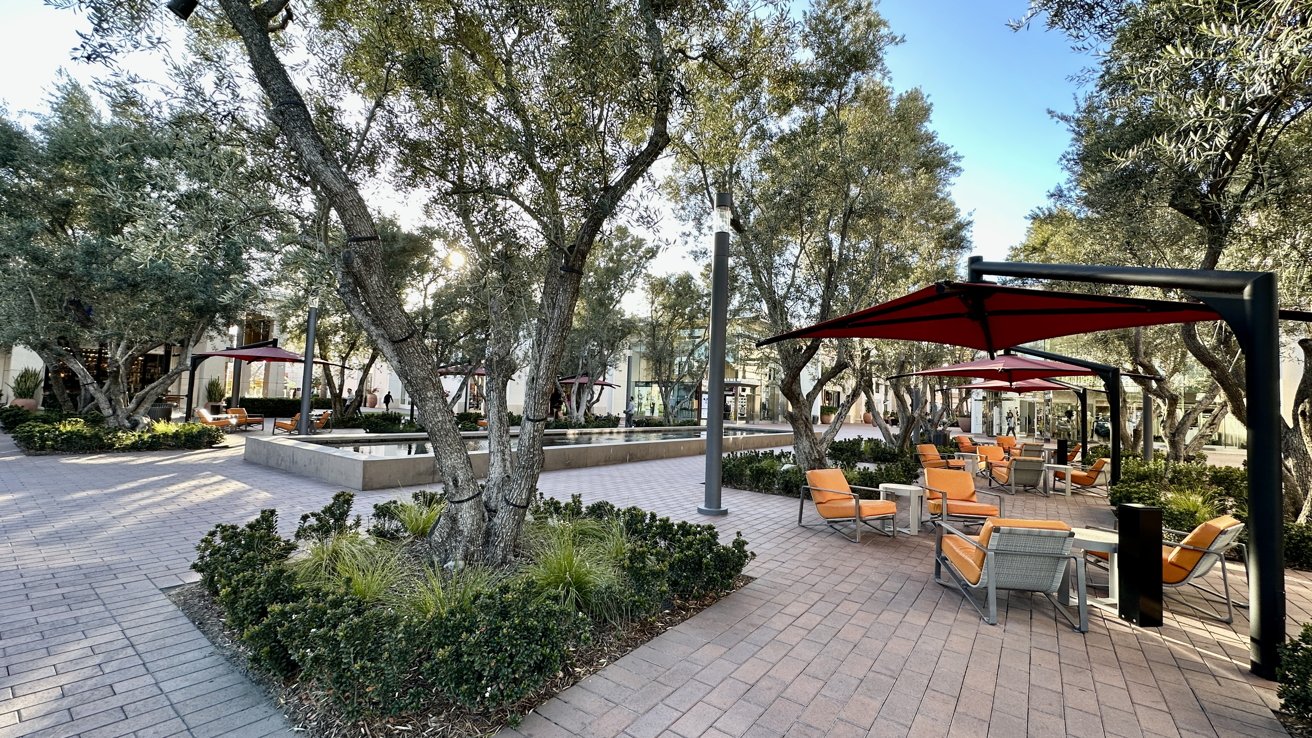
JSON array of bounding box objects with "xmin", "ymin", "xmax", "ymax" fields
[{"xmin": 244, "ymin": 426, "xmax": 792, "ymax": 490}]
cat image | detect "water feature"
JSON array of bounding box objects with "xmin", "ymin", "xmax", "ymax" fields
[{"xmin": 332, "ymin": 428, "xmax": 774, "ymax": 457}]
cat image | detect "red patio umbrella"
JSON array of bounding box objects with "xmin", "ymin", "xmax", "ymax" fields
[
  {"xmin": 194, "ymin": 346, "xmax": 337, "ymax": 365},
  {"xmin": 890, "ymin": 354, "xmax": 1096, "ymax": 383},
  {"xmin": 757, "ymin": 281, "xmax": 1221, "ymax": 354},
  {"xmin": 964, "ymin": 378, "xmax": 1073, "ymax": 393},
  {"xmin": 559, "ymin": 374, "xmax": 619, "ymax": 389}
]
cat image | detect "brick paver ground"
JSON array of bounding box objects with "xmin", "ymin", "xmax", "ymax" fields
[{"xmin": 1, "ymin": 427, "xmax": 1308, "ymax": 737}]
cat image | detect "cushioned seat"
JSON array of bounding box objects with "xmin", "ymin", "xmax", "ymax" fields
[
  {"xmin": 934, "ymin": 517, "xmax": 1085, "ymax": 631},
  {"xmin": 799, "ymin": 468, "xmax": 897, "ymax": 543},
  {"xmin": 926, "ymin": 499, "xmax": 1000, "ymax": 518},
  {"xmin": 816, "ymin": 498, "xmax": 897, "ymax": 520},
  {"xmin": 917, "ymin": 444, "xmax": 966, "ymax": 471}
]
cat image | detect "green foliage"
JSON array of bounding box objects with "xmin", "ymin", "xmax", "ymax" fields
[
  {"xmin": 9, "ymin": 367, "xmax": 41, "ymax": 400},
  {"xmin": 391, "ymin": 499, "xmax": 444, "ymax": 538},
  {"xmin": 368, "ymin": 491, "xmax": 442, "ymax": 540},
  {"xmin": 191, "ymin": 510, "xmax": 296, "ymax": 597},
  {"xmin": 393, "ymin": 566, "xmax": 500, "ymax": 619},
  {"xmin": 1107, "ymin": 482, "xmax": 1163, "ymax": 509},
  {"xmin": 721, "ymin": 440, "xmax": 918, "ymax": 498},
  {"xmin": 218, "ymin": 566, "xmax": 299, "ymax": 676},
  {"xmin": 1160, "ymin": 490, "xmax": 1218, "ymax": 533},
  {"xmin": 423, "ymin": 581, "xmax": 589, "ymax": 710},
  {"xmin": 523, "ymin": 519, "xmax": 622, "ymax": 619},
  {"xmin": 1278, "ymin": 622, "xmax": 1312, "ymax": 722},
  {"xmin": 0, "ymin": 405, "xmax": 32, "ymax": 431},
  {"xmin": 13, "ymin": 419, "xmax": 223, "ymax": 453},
  {"xmin": 204, "ymin": 378, "xmax": 226, "ymax": 404},
  {"xmin": 1287, "ymin": 523, "xmax": 1312, "ymax": 572},
  {"xmin": 295, "ymin": 491, "xmax": 361, "ymax": 543},
  {"xmin": 333, "ymin": 543, "xmax": 405, "ymax": 602},
  {"xmin": 1088, "ymin": 444, "xmax": 1112, "ymax": 460},
  {"xmin": 819, "ymin": 405, "xmax": 838, "ymax": 415}
]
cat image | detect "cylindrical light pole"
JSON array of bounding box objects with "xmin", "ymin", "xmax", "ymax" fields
[
  {"xmin": 297, "ymin": 295, "xmax": 320, "ymax": 435},
  {"xmin": 700, "ymin": 191, "xmax": 732, "ymax": 516}
]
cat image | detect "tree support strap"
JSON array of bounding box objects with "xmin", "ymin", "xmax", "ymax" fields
[{"xmin": 447, "ymin": 489, "xmax": 483, "ymax": 505}]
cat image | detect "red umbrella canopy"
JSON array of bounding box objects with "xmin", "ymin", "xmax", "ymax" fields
[
  {"xmin": 964, "ymin": 378, "xmax": 1075, "ymax": 393},
  {"xmin": 559, "ymin": 374, "xmax": 620, "ymax": 389},
  {"xmin": 194, "ymin": 346, "xmax": 335, "ymax": 366},
  {"xmin": 892, "ymin": 355, "xmax": 1095, "ymax": 383},
  {"xmin": 757, "ymin": 281, "xmax": 1221, "ymax": 353}
]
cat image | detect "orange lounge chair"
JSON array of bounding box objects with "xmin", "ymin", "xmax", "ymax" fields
[
  {"xmin": 923, "ymin": 467, "xmax": 1004, "ymax": 528},
  {"xmin": 916, "ymin": 444, "xmax": 967, "ymax": 471},
  {"xmin": 994, "ymin": 436, "xmax": 1018, "ymax": 456},
  {"xmin": 935, "ymin": 517, "xmax": 1087, "ymax": 631},
  {"xmin": 228, "ymin": 407, "xmax": 265, "ymax": 431},
  {"xmin": 800, "ymin": 468, "xmax": 897, "ymax": 543},
  {"xmin": 195, "ymin": 408, "xmax": 236, "ymax": 431},
  {"xmin": 976, "ymin": 445, "xmax": 1008, "ymax": 483},
  {"xmin": 954, "ymin": 436, "xmax": 977, "ymax": 453},
  {"xmin": 1062, "ymin": 443, "xmax": 1083, "ymax": 464},
  {"xmin": 1053, "ymin": 458, "xmax": 1110, "ymax": 494},
  {"xmin": 1087, "ymin": 515, "xmax": 1247, "ymax": 623},
  {"xmin": 273, "ymin": 411, "xmax": 333, "ymax": 435}
]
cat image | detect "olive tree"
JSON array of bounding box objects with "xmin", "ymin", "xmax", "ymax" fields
[{"xmin": 0, "ymin": 82, "xmax": 277, "ymax": 428}]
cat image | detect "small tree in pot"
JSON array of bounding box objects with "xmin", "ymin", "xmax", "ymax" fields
[{"xmin": 205, "ymin": 378, "xmax": 226, "ymax": 415}]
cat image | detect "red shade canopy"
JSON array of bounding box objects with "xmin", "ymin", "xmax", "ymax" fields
[
  {"xmin": 964, "ymin": 378, "xmax": 1077, "ymax": 393},
  {"xmin": 757, "ymin": 281, "xmax": 1222, "ymax": 353},
  {"xmin": 892, "ymin": 355, "xmax": 1096, "ymax": 383},
  {"xmin": 559, "ymin": 374, "xmax": 619, "ymax": 389},
  {"xmin": 194, "ymin": 346, "xmax": 335, "ymax": 366}
]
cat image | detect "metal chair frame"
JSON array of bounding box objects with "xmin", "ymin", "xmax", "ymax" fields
[
  {"xmin": 798, "ymin": 483, "xmax": 896, "ymax": 544},
  {"xmin": 934, "ymin": 521, "xmax": 1088, "ymax": 632}
]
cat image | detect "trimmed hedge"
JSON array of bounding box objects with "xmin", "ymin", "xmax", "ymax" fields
[
  {"xmin": 0, "ymin": 406, "xmax": 106, "ymax": 432},
  {"xmin": 229, "ymin": 397, "xmax": 331, "ymax": 417},
  {"xmin": 546, "ymin": 414, "xmax": 623, "ymax": 429},
  {"xmin": 1279, "ymin": 621, "xmax": 1312, "ymax": 723},
  {"xmin": 191, "ymin": 491, "xmax": 752, "ymax": 718},
  {"xmin": 13, "ymin": 419, "xmax": 224, "ymax": 453},
  {"xmin": 720, "ymin": 438, "xmax": 920, "ymax": 499},
  {"xmin": 633, "ymin": 417, "xmax": 700, "ymax": 427}
]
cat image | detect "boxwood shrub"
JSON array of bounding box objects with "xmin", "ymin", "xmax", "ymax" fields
[
  {"xmin": 13, "ymin": 419, "xmax": 224, "ymax": 453},
  {"xmin": 1279, "ymin": 621, "xmax": 1312, "ymax": 723},
  {"xmin": 190, "ymin": 491, "xmax": 752, "ymax": 719},
  {"xmin": 230, "ymin": 397, "xmax": 331, "ymax": 418},
  {"xmin": 720, "ymin": 439, "xmax": 919, "ymax": 498}
]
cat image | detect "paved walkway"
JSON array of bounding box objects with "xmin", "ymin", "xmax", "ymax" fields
[{"xmin": 0, "ymin": 432, "xmax": 1308, "ymax": 737}]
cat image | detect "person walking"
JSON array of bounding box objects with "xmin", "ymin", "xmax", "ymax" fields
[
  {"xmin": 383, "ymin": 391, "xmax": 393, "ymax": 412},
  {"xmin": 1005, "ymin": 409, "xmax": 1016, "ymax": 437},
  {"xmin": 625, "ymin": 396, "xmax": 636, "ymax": 428}
]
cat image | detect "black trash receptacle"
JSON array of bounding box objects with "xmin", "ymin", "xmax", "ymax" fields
[
  {"xmin": 931, "ymin": 430, "xmax": 948, "ymax": 446},
  {"xmin": 147, "ymin": 403, "xmax": 174, "ymax": 422}
]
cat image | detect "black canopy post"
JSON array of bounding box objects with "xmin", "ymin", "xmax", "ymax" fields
[
  {"xmin": 967, "ymin": 256, "xmax": 1285, "ymax": 680},
  {"xmin": 1001, "ymin": 346, "xmax": 1124, "ymax": 484}
]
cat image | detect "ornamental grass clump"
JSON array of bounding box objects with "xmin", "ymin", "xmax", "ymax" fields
[{"xmin": 523, "ymin": 518, "xmax": 623, "ymax": 619}]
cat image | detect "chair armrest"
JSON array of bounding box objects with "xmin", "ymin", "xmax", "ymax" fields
[
  {"xmin": 847, "ymin": 484, "xmax": 882, "ymax": 496},
  {"xmin": 802, "ymin": 485, "xmax": 859, "ymax": 501},
  {"xmin": 937, "ymin": 522, "xmax": 986, "ymax": 551}
]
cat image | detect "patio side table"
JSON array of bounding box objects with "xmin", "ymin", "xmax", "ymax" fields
[
  {"xmin": 879, "ymin": 483, "xmax": 924, "ymax": 536},
  {"xmin": 1064, "ymin": 526, "xmax": 1118, "ymax": 615},
  {"xmin": 954, "ymin": 452, "xmax": 982, "ymax": 476},
  {"xmin": 1044, "ymin": 463, "xmax": 1073, "ymax": 496}
]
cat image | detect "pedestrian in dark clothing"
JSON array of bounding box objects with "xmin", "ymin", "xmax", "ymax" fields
[{"xmin": 383, "ymin": 392, "xmax": 393, "ymax": 412}]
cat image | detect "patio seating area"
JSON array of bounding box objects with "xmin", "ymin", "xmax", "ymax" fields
[{"xmin": 2, "ymin": 428, "xmax": 1307, "ymax": 737}]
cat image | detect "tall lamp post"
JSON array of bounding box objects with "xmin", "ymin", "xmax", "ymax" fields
[
  {"xmin": 297, "ymin": 295, "xmax": 320, "ymax": 435},
  {"xmin": 700, "ymin": 191, "xmax": 732, "ymax": 516}
]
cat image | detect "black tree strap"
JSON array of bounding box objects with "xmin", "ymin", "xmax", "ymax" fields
[
  {"xmin": 504, "ymin": 498, "xmax": 530, "ymax": 509},
  {"xmin": 390, "ymin": 329, "xmax": 418, "ymax": 345},
  {"xmin": 447, "ymin": 489, "xmax": 483, "ymax": 505},
  {"xmin": 523, "ymin": 414, "xmax": 548, "ymax": 423},
  {"xmin": 346, "ymin": 235, "xmax": 381, "ymax": 243}
]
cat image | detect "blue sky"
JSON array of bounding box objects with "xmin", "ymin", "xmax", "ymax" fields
[
  {"xmin": 0, "ymin": 0, "xmax": 1092, "ymax": 263},
  {"xmin": 876, "ymin": 0, "xmax": 1092, "ymax": 260}
]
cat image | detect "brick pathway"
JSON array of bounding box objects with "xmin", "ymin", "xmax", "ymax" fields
[{"xmin": 0, "ymin": 431, "xmax": 1307, "ymax": 737}]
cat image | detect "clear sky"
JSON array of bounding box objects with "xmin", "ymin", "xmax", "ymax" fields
[
  {"xmin": 0, "ymin": 0, "xmax": 1091, "ymax": 264},
  {"xmin": 876, "ymin": 0, "xmax": 1092, "ymax": 261}
]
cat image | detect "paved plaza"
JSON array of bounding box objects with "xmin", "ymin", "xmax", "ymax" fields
[{"xmin": 1, "ymin": 430, "xmax": 1309, "ymax": 737}]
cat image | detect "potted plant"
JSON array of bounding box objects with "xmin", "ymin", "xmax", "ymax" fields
[
  {"xmin": 819, "ymin": 405, "xmax": 838, "ymax": 424},
  {"xmin": 205, "ymin": 377, "xmax": 226, "ymax": 414},
  {"xmin": 958, "ymin": 414, "xmax": 971, "ymax": 431},
  {"xmin": 8, "ymin": 367, "xmax": 42, "ymax": 411}
]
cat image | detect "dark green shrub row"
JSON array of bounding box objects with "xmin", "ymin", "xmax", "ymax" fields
[
  {"xmin": 229, "ymin": 397, "xmax": 332, "ymax": 417},
  {"xmin": 1288, "ymin": 523, "xmax": 1312, "ymax": 571},
  {"xmin": 191, "ymin": 492, "xmax": 751, "ymax": 719},
  {"xmin": 530, "ymin": 495, "xmax": 754, "ymax": 601},
  {"xmin": 545, "ymin": 414, "xmax": 623, "ymax": 429},
  {"xmin": 0, "ymin": 406, "xmax": 107, "ymax": 432},
  {"xmin": 336, "ymin": 412, "xmax": 425, "ymax": 434},
  {"xmin": 721, "ymin": 440, "xmax": 920, "ymax": 499},
  {"xmin": 14, "ymin": 418, "xmax": 225, "ymax": 453},
  {"xmin": 633, "ymin": 417, "xmax": 700, "ymax": 427}
]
